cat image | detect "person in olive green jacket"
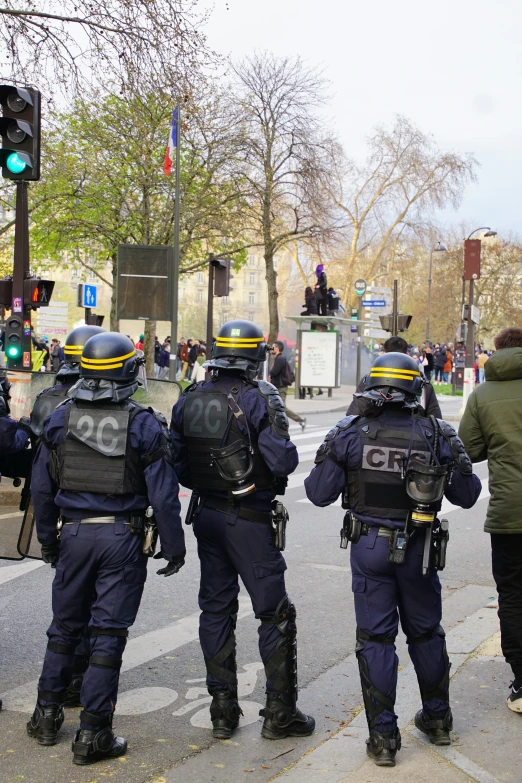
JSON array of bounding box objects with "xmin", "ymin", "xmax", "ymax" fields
[{"xmin": 459, "ymin": 327, "xmax": 522, "ymax": 714}]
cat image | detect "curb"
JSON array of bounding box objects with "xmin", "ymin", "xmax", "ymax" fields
[{"xmin": 0, "ymin": 490, "xmax": 22, "ymax": 506}]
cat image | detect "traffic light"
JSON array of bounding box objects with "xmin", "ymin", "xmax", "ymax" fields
[
  {"xmin": 0, "ymin": 85, "xmax": 41, "ymax": 181},
  {"xmin": 23, "ymin": 277, "xmax": 54, "ymax": 308},
  {"xmin": 0, "ymin": 277, "xmax": 12, "ymax": 306},
  {"xmin": 5, "ymin": 314, "xmax": 24, "ymax": 368},
  {"xmin": 397, "ymin": 315, "xmax": 412, "ymax": 332},
  {"xmin": 379, "ymin": 315, "xmax": 393, "ymax": 332},
  {"xmin": 378, "ymin": 314, "xmax": 412, "ymax": 333},
  {"xmin": 86, "ymin": 313, "xmax": 105, "ymax": 326},
  {"xmin": 351, "ymin": 308, "xmax": 358, "ymax": 320},
  {"xmin": 212, "ymin": 257, "xmax": 233, "ymax": 297}
]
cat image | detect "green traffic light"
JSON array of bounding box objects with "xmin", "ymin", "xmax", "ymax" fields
[
  {"xmin": 7, "ymin": 345, "xmax": 21, "ymax": 358},
  {"xmin": 6, "ymin": 152, "xmax": 27, "ymax": 174}
]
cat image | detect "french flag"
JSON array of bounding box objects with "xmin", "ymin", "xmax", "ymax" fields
[{"xmin": 164, "ymin": 106, "xmax": 178, "ymax": 176}]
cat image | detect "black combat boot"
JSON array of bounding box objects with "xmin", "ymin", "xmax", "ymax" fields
[
  {"xmin": 260, "ymin": 695, "xmax": 315, "ymax": 740},
  {"xmin": 415, "ymin": 708, "xmax": 453, "ymax": 745},
  {"xmin": 366, "ymin": 729, "xmax": 401, "ymax": 767},
  {"xmin": 260, "ymin": 596, "xmax": 315, "ymax": 740},
  {"xmin": 26, "ymin": 701, "xmax": 65, "ymax": 746},
  {"xmin": 210, "ymin": 691, "xmax": 243, "ymax": 739},
  {"xmin": 72, "ymin": 710, "xmax": 127, "ymax": 765}
]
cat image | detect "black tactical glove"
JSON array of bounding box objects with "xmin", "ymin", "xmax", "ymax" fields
[
  {"xmin": 18, "ymin": 416, "xmax": 32, "ymax": 437},
  {"xmin": 41, "ymin": 542, "xmax": 60, "ymax": 568},
  {"xmin": 154, "ymin": 552, "xmax": 185, "ymax": 577}
]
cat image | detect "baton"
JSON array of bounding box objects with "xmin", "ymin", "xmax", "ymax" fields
[{"xmin": 422, "ymin": 526, "xmax": 432, "ymax": 578}]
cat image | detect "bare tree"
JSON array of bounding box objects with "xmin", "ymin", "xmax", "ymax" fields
[
  {"xmin": 322, "ymin": 116, "xmax": 477, "ymax": 307},
  {"xmin": 0, "ymin": 0, "xmax": 211, "ymax": 91},
  {"xmin": 231, "ymin": 52, "xmax": 336, "ymax": 342}
]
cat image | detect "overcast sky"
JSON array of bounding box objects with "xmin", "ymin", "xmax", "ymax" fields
[{"xmin": 203, "ymin": 0, "xmax": 522, "ymax": 238}]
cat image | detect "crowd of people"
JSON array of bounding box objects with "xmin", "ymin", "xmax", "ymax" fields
[
  {"xmin": 370, "ymin": 341, "xmax": 493, "ymax": 386},
  {"xmin": 128, "ymin": 334, "xmax": 208, "ymax": 382}
]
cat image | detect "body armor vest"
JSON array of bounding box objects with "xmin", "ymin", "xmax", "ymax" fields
[
  {"xmin": 182, "ymin": 383, "xmax": 274, "ymax": 494},
  {"xmin": 30, "ymin": 383, "xmax": 71, "ymax": 438},
  {"xmin": 50, "ymin": 400, "xmax": 147, "ymax": 495},
  {"xmin": 345, "ymin": 415, "xmax": 434, "ymax": 520}
]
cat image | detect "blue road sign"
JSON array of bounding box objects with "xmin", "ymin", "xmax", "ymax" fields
[
  {"xmin": 361, "ymin": 299, "xmax": 386, "ymax": 307},
  {"xmin": 82, "ymin": 284, "xmax": 97, "ymax": 308}
]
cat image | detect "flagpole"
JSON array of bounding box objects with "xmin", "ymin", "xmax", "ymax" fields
[{"xmin": 169, "ymin": 101, "xmax": 181, "ymax": 381}]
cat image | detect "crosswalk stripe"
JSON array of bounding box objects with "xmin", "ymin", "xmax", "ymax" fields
[
  {"xmin": 296, "ymin": 480, "xmax": 491, "ymax": 510},
  {"xmin": 0, "ymin": 597, "xmax": 254, "ymax": 712},
  {"xmin": 0, "ymin": 561, "xmax": 44, "ymax": 585}
]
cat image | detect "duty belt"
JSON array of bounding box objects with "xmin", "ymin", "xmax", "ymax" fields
[
  {"xmin": 62, "ymin": 516, "xmax": 130, "ymax": 525},
  {"xmin": 201, "ymin": 497, "xmax": 271, "ymax": 525},
  {"xmin": 361, "ymin": 525, "xmax": 395, "ymax": 539}
]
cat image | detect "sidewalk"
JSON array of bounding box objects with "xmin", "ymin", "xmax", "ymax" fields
[
  {"xmin": 273, "ymin": 606, "xmax": 516, "ymax": 783},
  {"xmin": 285, "ymin": 387, "xmax": 462, "ymax": 421}
]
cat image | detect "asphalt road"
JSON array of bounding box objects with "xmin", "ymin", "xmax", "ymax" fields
[{"xmin": 0, "ymin": 409, "xmax": 493, "ymax": 783}]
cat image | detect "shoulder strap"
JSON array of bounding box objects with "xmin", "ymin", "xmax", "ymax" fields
[{"xmin": 314, "ymin": 415, "xmax": 359, "ymax": 463}]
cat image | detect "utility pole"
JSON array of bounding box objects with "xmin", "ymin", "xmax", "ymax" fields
[{"xmin": 392, "ymin": 279, "xmax": 398, "ymax": 337}]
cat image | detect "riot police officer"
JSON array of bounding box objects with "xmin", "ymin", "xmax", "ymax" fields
[
  {"xmin": 171, "ymin": 320, "xmax": 315, "ymax": 741},
  {"xmin": 30, "ymin": 324, "xmax": 105, "ymax": 438},
  {"xmin": 304, "ymin": 352, "xmax": 481, "ymax": 766},
  {"xmin": 28, "ymin": 324, "xmax": 105, "ymax": 708},
  {"xmin": 28, "ymin": 332, "xmax": 185, "ymax": 765}
]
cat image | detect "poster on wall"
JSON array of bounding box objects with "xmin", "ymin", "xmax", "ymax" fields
[{"xmin": 300, "ymin": 331, "xmax": 338, "ymax": 388}]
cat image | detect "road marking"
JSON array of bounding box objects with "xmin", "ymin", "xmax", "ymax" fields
[
  {"xmin": 290, "ymin": 428, "xmax": 329, "ymax": 442},
  {"xmin": 0, "ymin": 596, "xmax": 254, "ymax": 712},
  {"xmin": 306, "ymin": 562, "xmax": 349, "ymax": 572},
  {"xmin": 0, "ymin": 511, "xmax": 24, "ymax": 520},
  {"xmin": 0, "ymin": 560, "xmax": 44, "ymax": 586},
  {"xmin": 116, "ymin": 687, "xmax": 178, "ymax": 715},
  {"xmin": 411, "ymin": 728, "xmax": 503, "ymax": 783}
]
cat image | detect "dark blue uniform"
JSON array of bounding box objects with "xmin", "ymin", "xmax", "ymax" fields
[
  {"xmin": 305, "ymin": 410, "xmax": 481, "ymax": 737},
  {"xmin": 171, "ymin": 375, "xmax": 298, "ymax": 697},
  {"xmin": 32, "ymin": 401, "xmax": 185, "ymax": 720}
]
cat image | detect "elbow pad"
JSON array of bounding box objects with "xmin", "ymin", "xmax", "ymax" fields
[
  {"xmin": 142, "ymin": 407, "xmax": 174, "ymax": 467},
  {"xmin": 257, "ymin": 380, "xmax": 290, "ymax": 440},
  {"xmin": 437, "ymin": 419, "xmax": 473, "ymax": 475},
  {"xmin": 314, "ymin": 415, "xmax": 359, "ymax": 464}
]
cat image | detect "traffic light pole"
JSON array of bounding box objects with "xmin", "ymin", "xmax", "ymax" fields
[
  {"xmin": 356, "ymin": 298, "xmax": 362, "ymax": 384},
  {"xmin": 206, "ymin": 253, "xmax": 215, "ymax": 352},
  {"xmin": 392, "ymin": 279, "xmax": 398, "ymax": 337},
  {"xmin": 11, "ymin": 180, "xmax": 32, "ymax": 370}
]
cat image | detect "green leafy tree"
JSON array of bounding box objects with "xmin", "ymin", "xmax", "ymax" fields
[{"xmin": 0, "ymin": 82, "xmax": 248, "ymax": 369}]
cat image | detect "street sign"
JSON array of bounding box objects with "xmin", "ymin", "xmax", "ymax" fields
[
  {"xmin": 79, "ymin": 284, "xmax": 97, "ymax": 308},
  {"xmin": 354, "ymin": 278, "xmax": 367, "ymax": 296},
  {"xmin": 361, "ymin": 299, "xmax": 386, "ymax": 307}
]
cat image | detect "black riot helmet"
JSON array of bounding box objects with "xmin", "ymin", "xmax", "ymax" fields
[
  {"xmin": 359, "ymin": 352, "xmax": 425, "ymax": 407},
  {"xmin": 80, "ymin": 332, "xmax": 142, "ymax": 382},
  {"xmin": 56, "ymin": 324, "xmax": 106, "ymax": 381},
  {"xmin": 207, "ymin": 319, "xmax": 268, "ymax": 378}
]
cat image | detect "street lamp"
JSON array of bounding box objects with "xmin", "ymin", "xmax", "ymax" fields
[{"xmin": 426, "ymin": 241, "xmax": 447, "ymax": 342}]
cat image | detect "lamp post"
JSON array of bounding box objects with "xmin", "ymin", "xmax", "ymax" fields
[
  {"xmin": 461, "ymin": 227, "xmax": 497, "ymax": 409},
  {"xmin": 425, "ymin": 241, "xmax": 447, "ymax": 342}
]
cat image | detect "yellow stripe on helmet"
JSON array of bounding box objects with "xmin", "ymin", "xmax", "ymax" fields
[
  {"xmin": 217, "ymin": 336, "xmax": 263, "ymax": 344},
  {"xmin": 216, "ymin": 342, "xmax": 261, "ymax": 349},
  {"xmin": 370, "ymin": 368, "xmax": 420, "ymax": 376},
  {"xmin": 64, "ymin": 346, "xmax": 84, "ymax": 355},
  {"xmin": 81, "ymin": 360, "xmax": 124, "ymax": 370},
  {"xmin": 80, "ymin": 349, "xmax": 135, "ymax": 365}
]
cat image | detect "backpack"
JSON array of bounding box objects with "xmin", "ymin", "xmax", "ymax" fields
[{"xmin": 281, "ymin": 359, "xmax": 295, "ymax": 387}]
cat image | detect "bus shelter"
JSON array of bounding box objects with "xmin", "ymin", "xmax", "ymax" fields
[{"xmin": 286, "ymin": 315, "xmax": 366, "ymax": 401}]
